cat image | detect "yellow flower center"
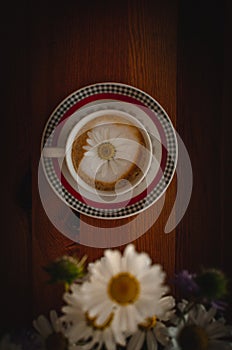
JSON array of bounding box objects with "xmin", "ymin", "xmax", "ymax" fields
[
  {"xmin": 98, "ymin": 142, "xmax": 116, "ymax": 160},
  {"xmin": 178, "ymin": 325, "xmax": 209, "ymax": 350},
  {"xmin": 85, "ymin": 312, "xmax": 114, "ymax": 330},
  {"xmin": 139, "ymin": 316, "xmax": 157, "ymax": 330},
  {"xmin": 108, "ymin": 272, "xmax": 140, "ymax": 305}
]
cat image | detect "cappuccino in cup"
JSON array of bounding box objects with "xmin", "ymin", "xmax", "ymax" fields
[{"xmin": 66, "ymin": 110, "xmax": 152, "ymax": 196}]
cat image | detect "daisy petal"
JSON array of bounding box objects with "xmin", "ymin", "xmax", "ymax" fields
[
  {"xmin": 109, "ymin": 159, "xmax": 119, "ymax": 175},
  {"xmin": 83, "ymin": 150, "xmax": 96, "ymax": 157},
  {"xmin": 99, "ymin": 161, "xmax": 109, "ymax": 178},
  {"xmin": 154, "ymin": 321, "xmax": 170, "ymax": 346},
  {"xmin": 103, "ymin": 328, "xmax": 116, "ymax": 350},
  {"xmin": 198, "ymin": 307, "xmax": 216, "ymax": 328},
  {"xmin": 67, "ymin": 321, "xmax": 88, "ymax": 342},
  {"xmin": 90, "ymin": 259, "xmax": 112, "ymax": 280},
  {"xmin": 125, "ymin": 304, "xmax": 139, "ymax": 333},
  {"xmin": 83, "ymin": 145, "xmax": 92, "ymax": 151},
  {"xmin": 127, "ymin": 330, "xmax": 145, "ymax": 350},
  {"xmin": 91, "ymin": 301, "xmax": 113, "ymax": 323},
  {"xmin": 146, "ymin": 330, "xmax": 158, "ymax": 350},
  {"xmin": 208, "ymin": 339, "xmax": 232, "ymax": 350},
  {"xmin": 86, "ymin": 137, "xmax": 96, "ymax": 147},
  {"xmin": 104, "ymin": 249, "xmax": 122, "ymax": 275},
  {"xmin": 135, "ymin": 298, "xmax": 157, "ymax": 319},
  {"xmin": 156, "ymin": 296, "xmax": 175, "ymax": 321},
  {"xmin": 33, "ymin": 315, "xmax": 53, "ymax": 338},
  {"xmin": 113, "ymin": 328, "xmax": 126, "ymax": 346},
  {"xmin": 49, "ymin": 310, "xmax": 59, "ymax": 332},
  {"xmin": 118, "ymin": 307, "xmax": 128, "ymax": 332},
  {"xmin": 206, "ymin": 321, "xmax": 230, "ymax": 338},
  {"xmin": 116, "ymin": 145, "xmax": 138, "ymax": 161},
  {"xmin": 111, "ymin": 309, "xmax": 121, "ymax": 336}
]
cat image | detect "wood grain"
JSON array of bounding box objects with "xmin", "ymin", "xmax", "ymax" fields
[
  {"xmin": 176, "ymin": 0, "xmax": 232, "ymax": 312},
  {"xmin": 1, "ymin": 0, "xmax": 32, "ymax": 331},
  {"xmin": 29, "ymin": 0, "xmax": 178, "ymax": 316},
  {"xmin": 221, "ymin": 0, "xmax": 232, "ymax": 320},
  {"xmin": 176, "ymin": 0, "xmax": 226, "ymax": 268},
  {"xmin": 2, "ymin": 0, "xmax": 231, "ymax": 332},
  {"xmin": 78, "ymin": 0, "xmax": 177, "ymax": 279}
]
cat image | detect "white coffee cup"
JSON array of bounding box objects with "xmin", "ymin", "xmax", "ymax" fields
[{"xmin": 43, "ymin": 109, "xmax": 152, "ymax": 197}]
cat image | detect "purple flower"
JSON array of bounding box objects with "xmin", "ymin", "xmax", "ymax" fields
[
  {"xmin": 175, "ymin": 270, "xmax": 199, "ymax": 296},
  {"xmin": 211, "ymin": 299, "xmax": 228, "ymax": 312}
]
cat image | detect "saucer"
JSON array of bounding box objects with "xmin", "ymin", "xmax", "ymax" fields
[{"xmin": 41, "ymin": 82, "xmax": 178, "ymax": 219}]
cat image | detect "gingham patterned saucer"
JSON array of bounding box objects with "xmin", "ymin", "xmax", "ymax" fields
[{"xmin": 41, "ymin": 83, "xmax": 177, "ymax": 219}]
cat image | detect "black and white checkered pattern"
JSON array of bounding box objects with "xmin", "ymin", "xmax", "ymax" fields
[{"xmin": 41, "ymin": 83, "xmax": 177, "ymax": 219}]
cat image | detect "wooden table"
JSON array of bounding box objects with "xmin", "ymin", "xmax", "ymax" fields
[{"xmin": 1, "ymin": 0, "xmax": 232, "ymax": 331}]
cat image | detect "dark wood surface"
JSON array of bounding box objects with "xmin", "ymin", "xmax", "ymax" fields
[
  {"xmin": 176, "ymin": 0, "xmax": 232, "ymax": 318},
  {"xmin": 1, "ymin": 0, "xmax": 231, "ymax": 331}
]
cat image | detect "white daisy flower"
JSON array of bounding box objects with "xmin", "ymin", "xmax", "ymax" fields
[
  {"xmin": 166, "ymin": 303, "xmax": 232, "ymax": 350},
  {"xmin": 33, "ymin": 310, "xmax": 68, "ymax": 349},
  {"xmin": 80, "ymin": 244, "xmax": 169, "ymax": 335},
  {"xmin": 81, "ymin": 123, "xmax": 145, "ymax": 182},
  {"xmin": 0, "ymin": 335, "xmax": 22, "ymax": 350},
  {"xmin": 60, "ymin": 284, "xmax": 126, "ymax": 350},
  {"xmin": 127, "ymin": 295, "xmax": 176, "ymax": 350}
]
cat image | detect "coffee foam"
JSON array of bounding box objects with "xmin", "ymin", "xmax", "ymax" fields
[{"xmin": 71, "ymin": 115, "xmax": 148, "ymax": 192}]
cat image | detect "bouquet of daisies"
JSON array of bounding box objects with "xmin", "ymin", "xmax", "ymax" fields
[{"xmin": 1, "ymin": 245, "xmax": 232, "ymax": 350}]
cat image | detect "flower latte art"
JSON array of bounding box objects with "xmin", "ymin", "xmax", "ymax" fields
[
  {"xmin": 97, "ymin": 142, "xmax": 116, "ymax": 161},
  {"xmin": 71, "ymin": 115, "xmax": 149, "ymax": 192}
]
